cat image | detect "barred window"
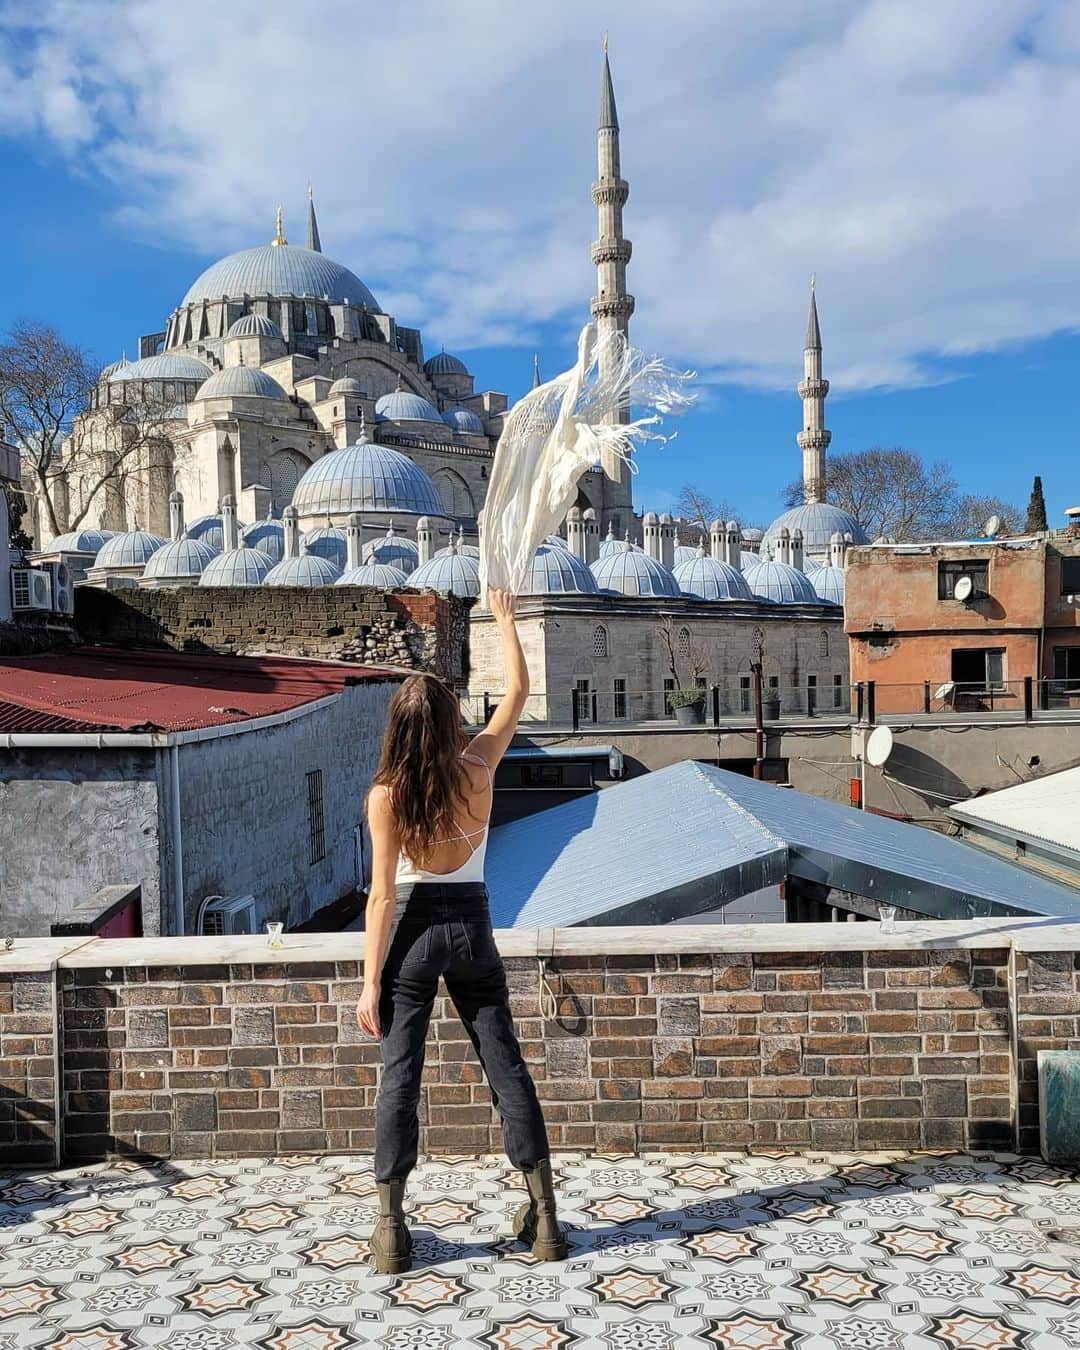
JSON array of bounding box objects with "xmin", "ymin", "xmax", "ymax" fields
[
  {"xmin": 306, "ymin": 769, "xmax": 325, "ymax": 865},
  {"xmin": 819, "ymin": 629, "xmax": 829, "ymax": 658},
  {"xmin": 593, "ymin": 625, "xmax": 609, "ymax": 658},
  {"xmin": 677, "ymin": 627, "xmax": 691, "ymax": 659}
]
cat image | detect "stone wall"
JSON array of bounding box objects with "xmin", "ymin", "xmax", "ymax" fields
[
  {"xmin": 75, "ymin": 585, "xmax": 471, "ymax": 683},
  {"xmin": 0, "ymin": 970, "xmax": 56, "ymax": 1165},
  {"xmin": 1015, "ymin": 949, "xmax": 1080, "ymax": 1154}
]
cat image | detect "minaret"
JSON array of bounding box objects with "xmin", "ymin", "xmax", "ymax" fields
[
  {"xmin": 306, "ymin": 184, "xmax": 322, "ymax": 253},
  {"xmin": 590, "ymin": 38, "xmax": 635, "ymax": 528},
  {"xmin": 797, "ymin": 277, "xmax": 831, "ymax": 504}
]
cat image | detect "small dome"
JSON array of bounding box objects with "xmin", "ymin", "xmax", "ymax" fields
[
  {"xmin": 227, "ymin": 313, "xmax": 282, "ymax": 340},
  {"xmin": 435, "ymin": 530, "xmax": 480, "ymax": 559},
  {"xmin": 336, "ymin": 562, "xmax": 409, "ymax": 588},
  {"xmin": 109, "ymin": 353, "xmax": 213, "ymax": 383},
  {"xmin": 591, "ymin": 543, "xmax": 681, "ymax": 598},
  {"xmin": 407, "ymin": 548, "xmax": 481, "ymax": 598},
  {"xmin": 424, "ymin": 351, "xmax": 468, "ymax": 377},
  {"xmin": 292, "ymin": 441, "xmax": 443, "ymax": 517},
  {"xmin": 241, "ymin": 518, "xmax": 285, "ymax": 563},
  {"xmin": 803, "ymin": 555, "xmax": 823, "ymax": 573},
  {"xmin": 674, "ymin": 544, "xmax": 700, "ymax": 566},
  {"xmin": 741, "ymin": 526, "xmax": 765, "ymax": 543},
  {"xmin": 674, "ymin": 551, "xmax": 755, "ymax": 602},
  {"xmin": 739, "ymin": 551, "xmax": 762, "ymax": 571},
  {"xmin": 199, "ymin": 547, "xmax": 274, "ymax": 587},
  {"xmin": 195, "ymin": 366, "xmax": 287, "ymax": 401},
  {"xmin": 812, "ymin": 565, "xmax": 845, "ymax": 606},
  {"xmin": 374, "ymin": 389, "xmax": 443, "ymax": 424},
  {"xmin": 544, "ymin": 534, "xmax": 572, "ymax": 551},
  {"xmin": 182, "ymin": 243, "xmax": 379, "ymax": 310},
  {"xmin": 521, "ymin": 544, "xmax": 600, "ymax": 596},
  {"xmin": 303, "ymin": 523, "xmax": 348, "ymax": 568},
  {"xmin": 762, "ymin": 503, "xmax": 867, "ymax": 557},
  {"xmin": 599, "ymin": 531, "xmax": 641, "ymax": 559},
  {"xmin": 442, "ymin": 404, "xmax": 485, "ymax": 435},
  {"xmin": 743, "ymin": 559, "xmax": 821, "ymax": 604},
  {"xmin": 142, "ymin": 535, "xmax": 218, "ymax": 581},
  {"xmin": 364, "ymin": 527, "xmax": 419, "ymax": 570},
  {"xmin": 49, "ymin": 527, "xmax": 112, "ymax": 554},
  {"xmin": 99, "ymin": 358, "xmax": 130, "ymax": 381},
  {"xmin": 263, "ymin": 553, "xmax": 342, "ymax": 587},
  {"xmin": 328, "ymin": 376, "xmax": 365, "ymax": 397},
  {"xmin": 188, "ymin": 514, "xmax": 248, "ymax": 552},
  {"xmin": 94, "ymin": 529, "xmax": 167, "ymax": 569}
]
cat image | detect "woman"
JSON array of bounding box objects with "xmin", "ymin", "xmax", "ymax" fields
[{"xmin": 357, "ymin": 587, "xmax": 566, "ymax": 1275}]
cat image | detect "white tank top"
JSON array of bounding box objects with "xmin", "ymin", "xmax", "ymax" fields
[{"xmin": 394, "ymin": 752, "xmax": 493, "ymax": 886}]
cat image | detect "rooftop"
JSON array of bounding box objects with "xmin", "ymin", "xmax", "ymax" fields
[
  {"xmin": 0, "ymin": 647, "xmax": 393, "ymax": 736},
  {"xmin": 950, "ymin": 764, "xmax": 1080, "ymax": 860}
]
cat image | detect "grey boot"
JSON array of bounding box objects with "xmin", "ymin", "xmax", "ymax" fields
[
  {"xmin": 512, "ymin": 1158, "xmax": 568, "ymax": 1260},
  {"xmin": 370, "ymin": 1180, "xmax": 412, "ymax": 1275}
]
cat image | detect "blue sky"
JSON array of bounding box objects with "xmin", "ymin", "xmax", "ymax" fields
[{"xmin": 3, "ymin": 0, "xmax": 1080, "ymax": 527}]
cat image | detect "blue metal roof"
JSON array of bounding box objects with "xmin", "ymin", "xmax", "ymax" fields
[
  {"xmin": 364, "ymin": 528, "xmax": 419, "ymax": 569},
  {"xmin": 199, "ymin": 546, "xmax": 273, "ymax": 587},
  {"xmin": 811, "ymin": 564, "xmax": 845, "ymax": 605},
  {"xmin": 591, "ymin": 543, "xmax": 680, "ymax": 598},
  {"xmin": 673, "ymin": 551, "xmax": 754, "ymax": 602},
  {"xmin": 240, "ymin": 518, "xmax": 285, "ymax": 562},
  {"xmin": 93, "ymin": 530, "xmax": 167, "ymax": 569},
  {"xmin": 407, "ymin": 548, "xmax": 480, "ymax": 597},
  {"xmin": 141, "ymin": 535, "xmax": 218, "ymax": 580},
  {"xmin": 375, "ymin": 389, "xmax": 442, "ymax": 424},
  {"xmin": 424, "ymin": 351, "xmax": 468, "ymax": 376},
  {"xmin": 521, "ymin": 544, "xmax": 599, "ymax": 596},
  {"xmin": 302, "ymin": 523, "xmax": 348, "ymax": 568},
  {"xmin": 485, "ymin": 761, "xmax": 1080, "ymax": 927},
  {"xmin": 442, "ymin": 404, "xmax": 485, "ymax": 434},
  {"xmin": 196, "ymin": 366, "xmax": 287, "ymax": 401},
  {"xmin": 292, "ymin": 442, "xmax": 443, "ymax": 517},
  {"xmin": 763, "ymin": 502, "xmax": 867, "ymax": 555},
  {"xmin": 337, "ymin": 562, "xmax": 409, "ymax": 587},
  {"xmin": 48, "ymin": 528, "xmax": 112, "ymax": 554},
  {"xmin": 742, "ymin": 559, "xmax": 820, "ymax": 604},
  {"xmin": 181, "ymin": 244, "xmax": 379, "ymax": 310},
  {"xmin": 263, "ymin": 553, "xmax": 342, "ymax": 587},
  {"xmin": 109, "ymin": 353, "xmax": 212, "ymax": 383},
  {"xmin": 227, "ymin": 313, "xmax": 282, "ymax": 339}
]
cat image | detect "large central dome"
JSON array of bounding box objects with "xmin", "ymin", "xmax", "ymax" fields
[{"xmin": 181, "ymin": 244, "xmax": 379, "ymax": 310}]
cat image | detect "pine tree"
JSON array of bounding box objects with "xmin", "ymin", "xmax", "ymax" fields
[{"xmin": 1024, "ymin": 475, "xmax": 1048, "ymax": 533}]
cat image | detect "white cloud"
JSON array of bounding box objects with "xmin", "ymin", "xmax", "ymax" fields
[{"xmin": 2, "ymin": 0, "xmax": 1080, "ymax": 391}]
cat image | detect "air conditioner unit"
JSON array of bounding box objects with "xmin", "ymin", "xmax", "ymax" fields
[
  {"xmin": 43, "ymin": 561, "xmax": 74, "ymax": 615},
  {"xmin": 198, "ymin": 894, "xmax": 257, "ymax": 936},
  {"xmin": 11, "ymin": 567, "xmax": 53, "ymax": 612}
]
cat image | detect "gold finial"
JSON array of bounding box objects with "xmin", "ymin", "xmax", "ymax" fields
[{"xmin": 272, "ymin": 205, "xmax": 287, "ymax": 246}]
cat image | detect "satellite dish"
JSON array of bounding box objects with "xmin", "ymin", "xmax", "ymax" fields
[
  {"xmin": 953, "ymin": 575, "xmax": 974, "ymax": 602},
  {"xmin": 935, "ymin": 681, "xmax": 956, "ymax": 701},
  {"xmin": 984, "ymin": 514, "xmax": 1002, "ymax": 538},
  {"xmin": 866, "ymin": 725, "xmax": 894, "ymax": 767}
]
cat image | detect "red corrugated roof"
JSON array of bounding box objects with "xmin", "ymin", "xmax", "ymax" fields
[{"xmin": 0, "ymin": 647, "xmax": 397, "ymax": 735}]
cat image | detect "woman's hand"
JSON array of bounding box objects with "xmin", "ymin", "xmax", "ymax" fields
[
  {"xmin": 488, "ymin": 586, "xmax": 516, "ymax": 626},
  {"xmin": 356, "ymin": 982, "xmax": 381, "ymax": 1039}
]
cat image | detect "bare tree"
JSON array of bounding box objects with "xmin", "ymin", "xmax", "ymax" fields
[
  {"xmin": 782, "ymin": 447, "xmax": 958, "ymax": 541},
  {"xmin": 675, "ymin": 483, "xmax": 740, "ymax": 531},
  {"xmin": 945, "ymin": 494, "xmax": 1024, "ymax": 540}
]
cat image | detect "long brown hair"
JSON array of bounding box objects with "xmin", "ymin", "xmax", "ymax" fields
[{"xmin": 371, "ymin": 673, "xmax": 469, "ymax": 860}]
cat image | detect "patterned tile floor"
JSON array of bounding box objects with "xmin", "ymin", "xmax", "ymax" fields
[{"xmin": 3, "ymin": 1151, "xmax": 1080, "ymax": 1348}]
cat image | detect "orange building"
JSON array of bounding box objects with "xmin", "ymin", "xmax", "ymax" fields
[{"xmin": 845, "ymin": 524, "xmax": 1080, "ymax": 715}]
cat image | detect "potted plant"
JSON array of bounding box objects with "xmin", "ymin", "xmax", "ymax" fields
[{"xmin": 670, "ymin": 685, "xmax": 706, "ymax": 726}]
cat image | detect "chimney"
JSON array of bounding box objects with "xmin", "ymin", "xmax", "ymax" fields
[
  {"xmin": 709, "ymin": 517, "xmax": 724, "ymax": 560},
  {"xmin": 417, "ymin": 516, "xmax": 434, "ymax": 566},
  {"xmin": 829, "ymin": 531, "xmax": 846, "ymax": 569},
  {"xmin": 724, "ymin": 519, "xmax": 740, "ymax": 567},
  {"xmin": 566, "ymin": 505, "xmax": 585, "ymax": 561},
  {"xmin": 776, "ymin": 526, "xmax": 791, "ymax": 566},
  {"xmin": 282, "ymin": 505, "xmax": 300, "ymax": 559},
  {"xmin": 790, "ymin": 528, "xmax": 805, "ymax": 572},
  {"xmin": 221, "ymin": 494, "xmax": 238, "ymax": 552},
  {"xmin": 659, "ymin": 512, "xmax": 675, "ymax": 569},
  {"xmin": 583, "ymin": 507, "xmax": 600, "ymax": 564},
  {"xmin": 643, "ymin": 511, "xmax": 660, "ymax": 560},
  {"xmin": 169, "ymin": 490, "xmax": 184, "ymax": 542},
  {"xmin": 346, "ymin": 513, "xmax": 362, "ymax": 570}
]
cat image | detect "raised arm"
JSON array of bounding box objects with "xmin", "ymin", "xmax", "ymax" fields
[{"xmin": 469, "ymin": 586, "xmax": 527, "ymax": 772}]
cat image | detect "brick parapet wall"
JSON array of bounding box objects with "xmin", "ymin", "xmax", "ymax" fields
[
  {"xmin": 1014, "ymin": 950, "xmax": 1080, "ymax": 1154},
  {"xmin": 0, "ymin": 971, "xmax": 57, "ymax": 1165},
  {"xmin": 74, "ymin": 585, "xmax": 470, "ymax": 682}
]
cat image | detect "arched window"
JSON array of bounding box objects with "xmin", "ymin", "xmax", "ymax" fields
[
  {"xmin": 677, "ymin": 626, "xmax": 691, "ymax": 660},
  {"xmin": 433, "ymin": 469, "xmax": 475, "ymax": 519},
  {"xmin": 819, "ymin": 629, "xmax": 830, "ymax": 658},
  {"xmin": 593, "ymin": 625, "xmax": 609, "ymax": 658},
  {"xmin": 262, "ymin": 449, "xmax": 311, "ymax": 515}
]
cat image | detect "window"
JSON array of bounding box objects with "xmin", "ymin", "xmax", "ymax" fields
[
  {"xmin": 574, "ymin": 679, "xmax": 594, "ymax": 723},
  {"xmin": 522, "ymin": 763, "xmax": 563, "ymax": 788},
  {"xmin": 1053, "ymin": 646, "xmax": 1080, "ymax": 691},
  {"xmin": 663, "ymin": 677, "xmax": 676, "ymax": 715},
  {"xmin": 939, "ymin": 558, "xmax": 989, "ymax": 600},
  {"xmin": 593, "ymin": 625, "xmax": 609, "ymax": 658},
  {"xmin": 951, "ymin": 648, "xmax": 1006, "ymax": 691},
  {"xmin": 768, "ymin": 675, "xmax": 779, "ymax": 692},
  {"xmin": 739, "ymin": 675, "xmax": 752, "ymax": 713},
  {"xmin": 1061, "ymin": 557, "xmax": 1080, "ymax": 596},
  {"xmin": 613, "ymin": 677, "xmax": 628, "ymax": 720},
  {"xmin": 695, "ymin": 675, "xmax": 707, "ymax": 690},
  {"xmin": 807, "ymin": 673, "xmax": 817, "ymax": 714},
  {"xmin": 819, "ymin": 630, "xmax": 829, "ymax": 658},
  {"xmin": 291, "ymin": 301, "xmax": 307, "ymax": 333},
  {"xmin": 306, "ymin": 770, "xmax": 325, "ymax": 865},
  {"xmin": 833, "ymin": 673, "xmax": 844, "ymax": 709},
  {"xmin": 677, "ymin": 627, "xmax": 691, "ymax": 660}
]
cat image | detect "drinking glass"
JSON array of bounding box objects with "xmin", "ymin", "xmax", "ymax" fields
[
  {"xmin": 266, "ymin": 922, "xmax": 284, "ymax": 950},
  {"xmin": 879, "ymin": 905, "xmax": 897, "ymax": 935}
]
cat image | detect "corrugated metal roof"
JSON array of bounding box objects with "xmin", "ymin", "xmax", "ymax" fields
[
  {"xmin": 486, "ymin": 761, "xmax": 1080, "ymax": 927},
  {"xmin": 0, "ymin": 648, "xmax": 394, "ymax": 735},
  {"xmin": 948, "ymin": 767, "xmax": 1080, "ymax": 858}
]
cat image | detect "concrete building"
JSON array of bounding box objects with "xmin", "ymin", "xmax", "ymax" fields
[
  {"xmin": 0, "ymin": 648, "xmax": 400, "ymax": 937},
  {"xmin": 845, "ymin": 519, "xmax": 1080, "ymax": 713}
]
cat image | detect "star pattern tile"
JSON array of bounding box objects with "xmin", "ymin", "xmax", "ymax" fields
[{"xmin": 2, "ymin": 1149, "xmax": 1080, "ymax": 1346}]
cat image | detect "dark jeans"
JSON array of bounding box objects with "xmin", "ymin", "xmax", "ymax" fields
[{"xmin": 374, "ymin": 882, "xmax": 551, "ymax": 1183}]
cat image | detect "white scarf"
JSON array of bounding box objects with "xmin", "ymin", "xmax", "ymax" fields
[{"xmin": 478, "ymin": 323, "xmax": 694, "ymax": 596}]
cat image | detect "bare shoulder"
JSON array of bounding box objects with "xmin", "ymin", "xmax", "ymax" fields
[
  {"xmin": 462, "ymin": 736, "xmax": 498, "ymax": 776},
  {"xmin": 366, "ymin": 782, "xmax": 392, "ymax": 819}
]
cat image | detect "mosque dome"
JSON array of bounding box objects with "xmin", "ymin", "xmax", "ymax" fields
[
  {"xmin": 435, "ymin": 530, "xmax": 480, "ymax": 559},
  {"xmin": 407, "ymin": 547, "xmax": 481, "ymax": 598},
  {"xmin": 226, "ymin": 313, "xmax": 283, "ymax": 340},
  {"xmin": 303, "ymin": 523, "xmax": 348, "ymax": 568},
  {"xmin": 337, "ymin": 562, "xmax": 409, "ymax": 588},
  {"xmin": 99, "ymin": 358, "xmax": 130, "ymax": 381},
  {"xmin": 741, "ymin": 527, "xmax": 764, "ymax": 544},
  {"xmin": 364, "ymin": 525, "xmax": 419, "ymax": 570},
  {"xmin": 811, "ymin": 565, "xmax": 845, "ymax": 606},
  {"xmin": 599, "ymin": 531, "xmax": 640, "ymax": 559},
  {"xmin": 674, "ymin": 543, "xmax": 700, "ymax": 566},
  {"xmin": 674, "ymin": 550, "xmax": 755, "ymax": 602},
  {"xmin": 141, "ymin": 535, "xmax": 218, "ymax": 582},
  {"xmin": 189, "ymin": 514, "xmax": 248, "ymax": 552},
  {"xmin": 49, "ymin": 527, "xmax": 113, "ymax": 554},
  {"xmin": 739, "ymin": 551, "xmax": 761, "ymax": 571},
  {"xmin": 442, "ymin": 405, "xmax": 485, "ymax": 435},
  {"xmin": 374, "ymin": 389, "xmax": 443, "ymax": 424},
  {"xmin": 762, "ymin": 502, "xmax": 867, "ymax": 557},
  {"xmin": 239, "ymin": 518, "xmax": 285, "ymax": 562},
  {"xmin": 521, "ymin": 544, "xmax": 600, "ymax": 596},
  {"xmin": 181, "ymin": 243, "xmax": 379, "ymax": 310},
  {"xmin": 743, "ymin": 558, "xmax": 820, "ymax": 604},
  {"xmin": 94, "ymin": 529, "xmax": 167, "ymax": 569},
  {"xmin": 292, "ymin": 441, "xmax": 443, "ymax": 517},
  {"xmin": 195, "ymin": 366, "xmax": 287, "ymax": 401},
  {"xmin": 544, "ymin": 534, "xmax": 571, "ymax": 551},
  {"xmin": 199, "ymin": 546, "xmax": 274, "ymax": 587},
  {"xmin": 329, "ymin": 376, "xmax": 365, "ymax": 397},
  {"xmin": 424, "ymin": 351, "xmax": 468, "ymax": 377},
  {"xmin": 109, "ymin": 353, "xmax": 213, "ymax": 383},
  {"xmin": 591, "ymin": 543, "xmax": 681, "ymax": 598},
  {"xmin": 264, "ymin": 552, "xmax": 342, "ymax": 587}
]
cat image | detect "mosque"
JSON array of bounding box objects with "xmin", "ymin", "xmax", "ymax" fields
[{"xmin": 34, "ymin": 51, "xmax": 856, "ymax": 716}]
